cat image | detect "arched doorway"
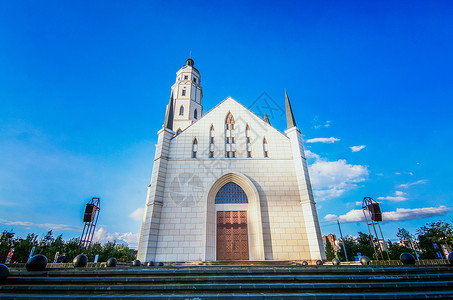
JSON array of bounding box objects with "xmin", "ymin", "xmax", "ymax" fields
[
  {"xmin": 202, "ymin": 171, "xmax": 265, "ymax": 261},
  {"xmin": 215, "ymin": 183, "xmax": 249, "ymax": 260}
]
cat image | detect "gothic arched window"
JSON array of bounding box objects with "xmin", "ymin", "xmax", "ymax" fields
[
  {"xmin": 176, "ymin": 128, "xmax": 182, "ymax": 135},
  {"xmin": 215, "ymin": 182, "xmax": 248, "ymax": 204},
  {"xmin": 263, "ymin": 137, "xmax": 269, "ymax": 158},
  {"xmin": 194, "ymin": 109, "xmax": 198, "ymax": 119},
  {"xmin": 225, "ymin": 112, "xmax": 236, "ymax": 158},
  {"xmin": 179, "ymin": 105, "xmax": 184, "ymax": 116}
]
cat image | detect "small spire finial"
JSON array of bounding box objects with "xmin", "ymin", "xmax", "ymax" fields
[
  {"xmin": 285, "ymin": 89, "xmax": 297, "ymax": 129},
  {"xmin": 189, "ymin": 51, "xmax": 191, "ymax": 59}
]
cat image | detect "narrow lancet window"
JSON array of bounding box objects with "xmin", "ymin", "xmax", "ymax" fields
[
  {"xmin": 263, "ymin": 137, "xmax": 269, "ymax": 158},
  {"xmin": 194, "ymin": 109, "xmax": 198, "ymax": 119},
  {"xmin": 246, "ymin": 124, "xmax": 251, "ymax": 157},
  {"xmin": 179, "ymin": 106, "xmax": 184, "ymax": 116},
  {"xmin": 192, "ymin": 138, "xmax": 198, "ymax": 158}
]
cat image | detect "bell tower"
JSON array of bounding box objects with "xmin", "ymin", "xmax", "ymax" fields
[{"xmin": 171, "ymin": 58, "xmax": 203, "ymax": 133}]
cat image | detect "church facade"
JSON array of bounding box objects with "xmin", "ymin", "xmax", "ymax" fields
[{"xmin": 137, "ymin": 58, "xmax": 325, "ymax": 262}]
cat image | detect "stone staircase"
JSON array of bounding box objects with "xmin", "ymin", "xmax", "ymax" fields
[{"xmin": 1, "ymin": 263, "xmax": 453, "ymax": 299}]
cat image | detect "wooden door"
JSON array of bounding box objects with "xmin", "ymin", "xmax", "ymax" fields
[{"xmin": 216, "ymin": 211, "xmax": 249, "ymax": 260}]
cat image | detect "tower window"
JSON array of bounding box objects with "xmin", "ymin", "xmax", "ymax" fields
[
  {"xmin": 182, "ymin": 90, "xmax": 186, "ymax": 96},
  {"xmin": 247, "ymin": 151, "xmax": 252, "ymax": 158},
  {"xmin": 247, "ymin": 137, "xmax": 250, "ymax": 144},
  {"xmin": 184, "ymin": 75, "xmax": 188, "ymax": 80},
  {"xmin": 176, "ymin": 128, "xmax": 182, "ymax": 135},
  {"xmin": 226, "ymin": 137, "xmax": 229, "ymax": 143},
  {"xmin": 231, "ymin": 137, "xmax": 235, "ymax": 143},
  {"xmin": 194, "ymin": 109, "xmax": 198, "ymax": 119},
  {"xmin": 179, "ymin": 105, "xmax": 184, "ymax": 116},
  {"xmin": 193, "ymin": 77, "xmax": 197, "ymax": 83},
  {"xmin": 210, "ymin": 151, "xmax": 214, "ymax": 158},
  {"xmin": 210, "ymin": 137, "xmax": 214, "ymax": 144}
]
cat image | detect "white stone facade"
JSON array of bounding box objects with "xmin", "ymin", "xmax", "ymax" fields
[{"xmin": 137, "ymin": 59, "xmax": 325, "ymax": 262}]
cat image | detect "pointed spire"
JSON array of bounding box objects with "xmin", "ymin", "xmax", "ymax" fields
[
  {"xmin": 164, "ymin": 92, "xmax": 174, "ymax": 130},
  {"xmin": 264, "ymin": 113, "xmax": 271, "ymax": 125},
  {"xmin": 285, "ymin": 89, "xmax": 297, "ymax": 129}
]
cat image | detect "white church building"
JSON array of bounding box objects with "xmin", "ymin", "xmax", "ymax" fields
[{"xmin": 137, "ymin": 58, "xmax": 325, "ymax": 262}]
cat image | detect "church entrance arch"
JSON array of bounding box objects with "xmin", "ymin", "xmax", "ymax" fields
[{"xmin": 202, "ymin": 171, "xmax": 265, "ymax": 261}]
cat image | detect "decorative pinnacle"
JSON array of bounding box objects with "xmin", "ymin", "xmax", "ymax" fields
[
  {"xmin": 285, "ymin": 89, "xmax": 297, "ymax": 129},
  {"xmin": 264, "ymin": 113, "xmax": 271, "ymax": 125},
  {"xmin": 164, "ymin": 92, "xmax": 174, "ymax": 130}
]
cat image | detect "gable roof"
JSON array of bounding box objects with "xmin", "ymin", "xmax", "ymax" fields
[{"xmin": 173, "ymin": 96, "xmax": 289, "ymax": 140}]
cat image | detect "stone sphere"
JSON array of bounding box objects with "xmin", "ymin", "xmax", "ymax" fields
[
  {"xmin": 332, "ymin": 258, "xmax": 341, "ymax": 265},
  {"xmin": 147, "ymin": 262, "xmax": 154, "ymax": 267},
  {"xmin": 26, "ymin": 254, "xmax": 48, "ymax": 271},
  {"xmin": 316, "ymin": 260, "xmax": 323, "ymax": 265},
  {"xmin": 0, "ymin": 264, "xmax": 9, "ymax": 283},
  {"xmin": 400, "ymin": 252, "xmax": 416, "ymax": 265},
  {"xmin": 106, "ymin": 258, "xmax": 117, "ymax": 267},
  {"xmin": 73, "ymin": 254, "xmax": 88, "ymax": 268},
  {"xmin": 360, "ymin": 256, "xmax": 371, "ymax": 265},
  {"xmin": 157, "ymin": 262, "xmax": 164, "ymax": 267},
  {"xmin": 302, "ymin": 261, "xmax": 308, "ymax": 266},
  {"xmin": 448, "ymin": 252, "xmax": 453, "ymax": 265},
  {"xmin": 132, "ymin": 260, "xmax": 141, "ymax": 266}
]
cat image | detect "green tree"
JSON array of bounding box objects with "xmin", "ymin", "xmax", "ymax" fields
[
  {"xmin": 387, "ymin": 241, "xmax": 413, "ymax": 260},
  {"xmin": 0, "ymin": 230, "xmax": 15, "ymax": 263},
  {"xmin": 325, "ymin": 241, "xmax": 336, "ymax": 261},
  {"xmin": 417, "ymin": 221, "xmax": 453, "ymax": 259}
]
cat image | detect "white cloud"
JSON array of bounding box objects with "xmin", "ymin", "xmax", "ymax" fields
[
  {"xmin": 93, "ymin": 227, "xmax": 140, "ymax": 249},
  {"xmin": 0, "ymin": 218, "xmax": 80, "ymax": 231},
  {"xmin": 309, "ymin": 158, "xmax": 368, "ymax": 201},
  {"xmin": 395, "ymin": 172, "xmax": 401, "ymax": 175},
  {"xmin": 129, "ymin": 207, "xmax": 145, "ymax": 222},
  {"xmin": 324, "ymin": 205, "xmax": 449, "ymax": 223},
  {"xmin": 396, "ymin": 179, "xmax": 428, "ymax": 188},
  {"xmin": 314, "ymin": 120, "xmax": 332, "ymax": 129},
  {"xmin": 355, "ymin": 201, "xmax": 362, "ymax": 206},
  {"xmin": 377, "ymin": 191, "xmax": 407, "ymax": 202},
  {"xmin": 306, "ymin": 137, "xmax": 340, "ymax": 144},
  {"xmin": 350, "ymin": 145, "xmax": 366, "ymax": 152},
  {"xmin": 305, "ymin": 150, "xmax": 320, "ymax": 160}
]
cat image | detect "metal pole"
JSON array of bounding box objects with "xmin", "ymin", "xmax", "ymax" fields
[{"xmin": 337, "ymin": 220, "xmax": 349, "ymax": 262}]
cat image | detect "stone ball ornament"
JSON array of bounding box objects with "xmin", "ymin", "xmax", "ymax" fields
[
  {"xmin": 106, "ymin": 258, "xmax": 117, "ymax": 267},
  {"xmin": 400, "ymin": 252, "xmax": 416, "ymax": 265},
  {"xmin": 316, "ymin": 260, "xmax": 323, "ymax": 265},
  {"xmin": 26, "ymin": 254, "xmax": 48, "ymax": 271},
  {"xmin": 0, "ymin": 264, "xmax": 9, "ymax": 283},
  {"xmin": 332, "ymin": 258, "xmax": 341, "ymax": 265},
  {"xmin": 301, "ymin": 261, "xmax": 308, "ymax": 266},
  {"xmin": 158, "ymin": 262, "xmax": 164, "ymax": 266},
  {"xmin": 448, "ymin": 252, "xmax": 453, "ymax": 265},
  {"xmin": 73, "ymin": 254, "xmax": 88, "ymax": 268},
  {"xmin": 360, "ymin": 256, "xmax": 371, "ymax": 265},
  {"xmin": 147, "ymin": 262, "xmax": 154, "ymax": 267},
  {"xmin": 132, "ymin": 260, "xmax": 141, "ymax": 266}
]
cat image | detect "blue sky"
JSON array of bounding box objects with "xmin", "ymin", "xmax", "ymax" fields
[{"xmin": 1, "ymin": 1, "xmax": 452, "ymax": 248}]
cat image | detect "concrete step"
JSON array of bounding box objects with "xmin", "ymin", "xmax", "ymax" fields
[
  {"xmin": 6, "ymin": 273, "xmax": 453, "ymax": 285},
  {"xmin": 1, "ymin": 264, "xmax": 453, "ymax": 298},
  {"xmin": 2, "ymin": 281, "xmax": 453, "ymax": 294}
]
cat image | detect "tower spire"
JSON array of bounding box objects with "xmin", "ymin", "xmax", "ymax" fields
[
  {"xmin": 285, "ymin": 89, "xmax": 297, "ymax": 129},
  {"xmin": 164, "ymin": 92, "xmax": 174, "ymax": 130}
]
